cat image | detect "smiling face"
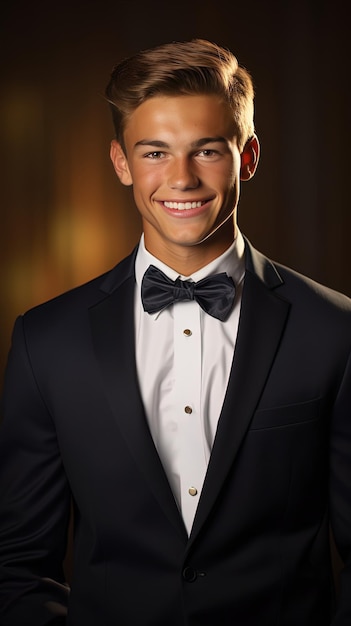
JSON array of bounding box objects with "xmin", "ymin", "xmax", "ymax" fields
[{"xmin": 110, "ymin": 94, "xmax": 258, "ymax": 273}]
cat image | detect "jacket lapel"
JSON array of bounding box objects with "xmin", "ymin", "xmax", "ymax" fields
[
  {"xmin": 89, "ymin": 250, "xmax": 187, "ymax": 541},
  {"xmin": 188, "ymin": 241, "xmax": 291, "ymax": 546}
]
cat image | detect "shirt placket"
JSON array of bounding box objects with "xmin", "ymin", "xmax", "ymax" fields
[{"xmin": 173, "ymin": 300, "xmax": 207, "ymax": 535}]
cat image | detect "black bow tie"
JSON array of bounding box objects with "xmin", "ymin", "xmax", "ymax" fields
[{"xmin": 141, "ymin": 265, "xmax": 236, "ymax": 322}]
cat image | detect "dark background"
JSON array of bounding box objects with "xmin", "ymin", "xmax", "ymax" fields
[{"xmin": 0, "ymin": 0, "xmax": 349, "ymax": 584}]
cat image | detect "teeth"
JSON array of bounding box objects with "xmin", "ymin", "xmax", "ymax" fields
[{"xmin": 164, "ymin": 201, "xmax": 204, "ymax": 210}]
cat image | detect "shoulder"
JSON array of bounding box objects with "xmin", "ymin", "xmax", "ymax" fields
[
  {"xmin": 19, "ymin": 247, "xmax": 137, "ymax": 338},
  {"xmin": 275, "ymin": 262, "xmax": 351, "ymax": 310},
  {"xmin": 245, "ymin": 238, "xmax": 351, "ymax": 318}
]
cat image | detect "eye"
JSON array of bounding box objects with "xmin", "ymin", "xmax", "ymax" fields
[
  {"xmin": 144, "ymin": 151, "xmax": 165, "ymax": 159},
  {"xmin": 197, "ymin": 149, "xmax": 219, "ymax": 158}
]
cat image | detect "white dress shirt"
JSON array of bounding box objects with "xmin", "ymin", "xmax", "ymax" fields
[{"xmin": 134, "ymin": 231, "xmax": 246, "ymax": 534}]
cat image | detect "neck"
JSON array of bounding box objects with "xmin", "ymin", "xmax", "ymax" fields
[{"xmin": 144, "ymin": 230, "xmax": 236, "ymax": 276}]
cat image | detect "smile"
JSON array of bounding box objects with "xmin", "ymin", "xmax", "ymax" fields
[{"xmin": 163, "ymin": 201, "xmax": 205, "ymax": 210}]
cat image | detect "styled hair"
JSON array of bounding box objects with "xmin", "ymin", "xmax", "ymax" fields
[{"xmin": 105, "ymin": 39, "xmax": 255, "ymax": 152}]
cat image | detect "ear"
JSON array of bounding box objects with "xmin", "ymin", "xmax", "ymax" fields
[
  {"xmin": 110, "ymin": 140, "xmax": 133, "ymax": 186},
  {"xmin": 240, "ymin": 134, "xmax": 260, "ymax": 181}
]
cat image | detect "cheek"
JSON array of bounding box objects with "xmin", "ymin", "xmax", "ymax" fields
[
  {"xmin": 132, "ymin": 172, "xmax": 161, "ymax": 214},
  {"xmin": 132, "ymin": 167, "xmax": 161, "ymax": 195},
  {"xmin": 216, "ymin": 170, "xmax": 238, "ymax": 196},
  {"xmin": 211, "ymin": 158, "xmax": 238, "ymax": 186}
]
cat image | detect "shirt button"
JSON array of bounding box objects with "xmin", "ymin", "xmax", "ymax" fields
[
  {"xmin": 183, "ymin": 328, "xmax": 192, "ymax": 336},
  {"xmin": 184, "ymin": 406, "xmax": 192, "ymax": 414},
  {"xmin": 188, "ymin": 487, "xmax": 198, "ymax": 496}
]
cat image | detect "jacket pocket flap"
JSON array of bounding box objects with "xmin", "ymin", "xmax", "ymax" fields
[{"xmin": 250, "ymin": 397, "xmax": 321, "ymax": 430}]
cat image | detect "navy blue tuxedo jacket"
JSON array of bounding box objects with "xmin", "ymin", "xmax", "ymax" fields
[{"xmin": 1, "ymin": 239, "xmax": 351, "ymax": 625}]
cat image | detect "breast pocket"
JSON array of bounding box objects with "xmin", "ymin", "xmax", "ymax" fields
[{"xmin": 249, "ymin": 397, "xmax": 321, "ymax": 430}]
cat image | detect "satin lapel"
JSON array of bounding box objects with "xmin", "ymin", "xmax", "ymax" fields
[
  {"xmin": 89, "ymin": 271, "xmax": 187, "ymax": 540},
  {"xmin": 188, "ymin": 266, "xmax": 290, "ymax": 547}
]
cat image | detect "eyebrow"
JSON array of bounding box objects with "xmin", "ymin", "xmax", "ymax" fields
[{"xmin": 134, "ymin": 136, "xmax": 228, "ymax": 149}]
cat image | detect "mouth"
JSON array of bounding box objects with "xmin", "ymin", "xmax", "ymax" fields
[{"xmin": 162, "ymin": 200, "xmax": 208, "ymax": 211}]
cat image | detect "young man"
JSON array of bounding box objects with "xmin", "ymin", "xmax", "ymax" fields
[{"xmin": 1, "ymin": 39, "xmax": 351, "ymax": 626}]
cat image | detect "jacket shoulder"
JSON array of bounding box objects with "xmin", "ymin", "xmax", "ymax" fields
[
  {"xmin": 17, "ymin": 248, "xmax": 137, "ymax": 343},
  {"xmin": 245, "ymin": 238, "xmax": 351, "ymax": 316},
  {"xmin": 24, "ymin": 248, "xmax": 136, "ymax": 318}
]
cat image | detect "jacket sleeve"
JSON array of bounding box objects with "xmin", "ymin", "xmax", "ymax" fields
[
  {"xmin": 0, "ymin": 316, "xmax": 71, "ymax": 625},
  {"xmin": 330, "ymin": 349, "xmax": 351, "ymax": 625}
]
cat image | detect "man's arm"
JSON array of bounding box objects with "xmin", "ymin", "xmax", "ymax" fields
[{"xmin": 0, "ymin": 316, "xmax": 71, "ymax": 625}]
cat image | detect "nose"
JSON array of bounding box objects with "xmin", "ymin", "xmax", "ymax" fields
[{"xmin": 167, "ymin": 157, "xmax": 199, "ymax": 190}]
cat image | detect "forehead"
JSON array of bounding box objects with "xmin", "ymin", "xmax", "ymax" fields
[{"xmin": 123, "ymin": 94, "xmax": 237, "ymax": 146}]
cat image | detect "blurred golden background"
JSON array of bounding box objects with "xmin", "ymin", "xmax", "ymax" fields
[{"xmin": 1, "ymin": 0, "xmax": 350, "ymax": 390}]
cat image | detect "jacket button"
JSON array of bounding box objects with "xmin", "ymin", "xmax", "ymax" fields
[{"xmin": 182, "ymin": 566, "xmax": 197, "ymax": 582}]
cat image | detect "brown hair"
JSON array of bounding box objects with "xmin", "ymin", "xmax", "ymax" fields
[{"xmin": 105, "ymin": 39, "xmax": 255, "ymax": 152}]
